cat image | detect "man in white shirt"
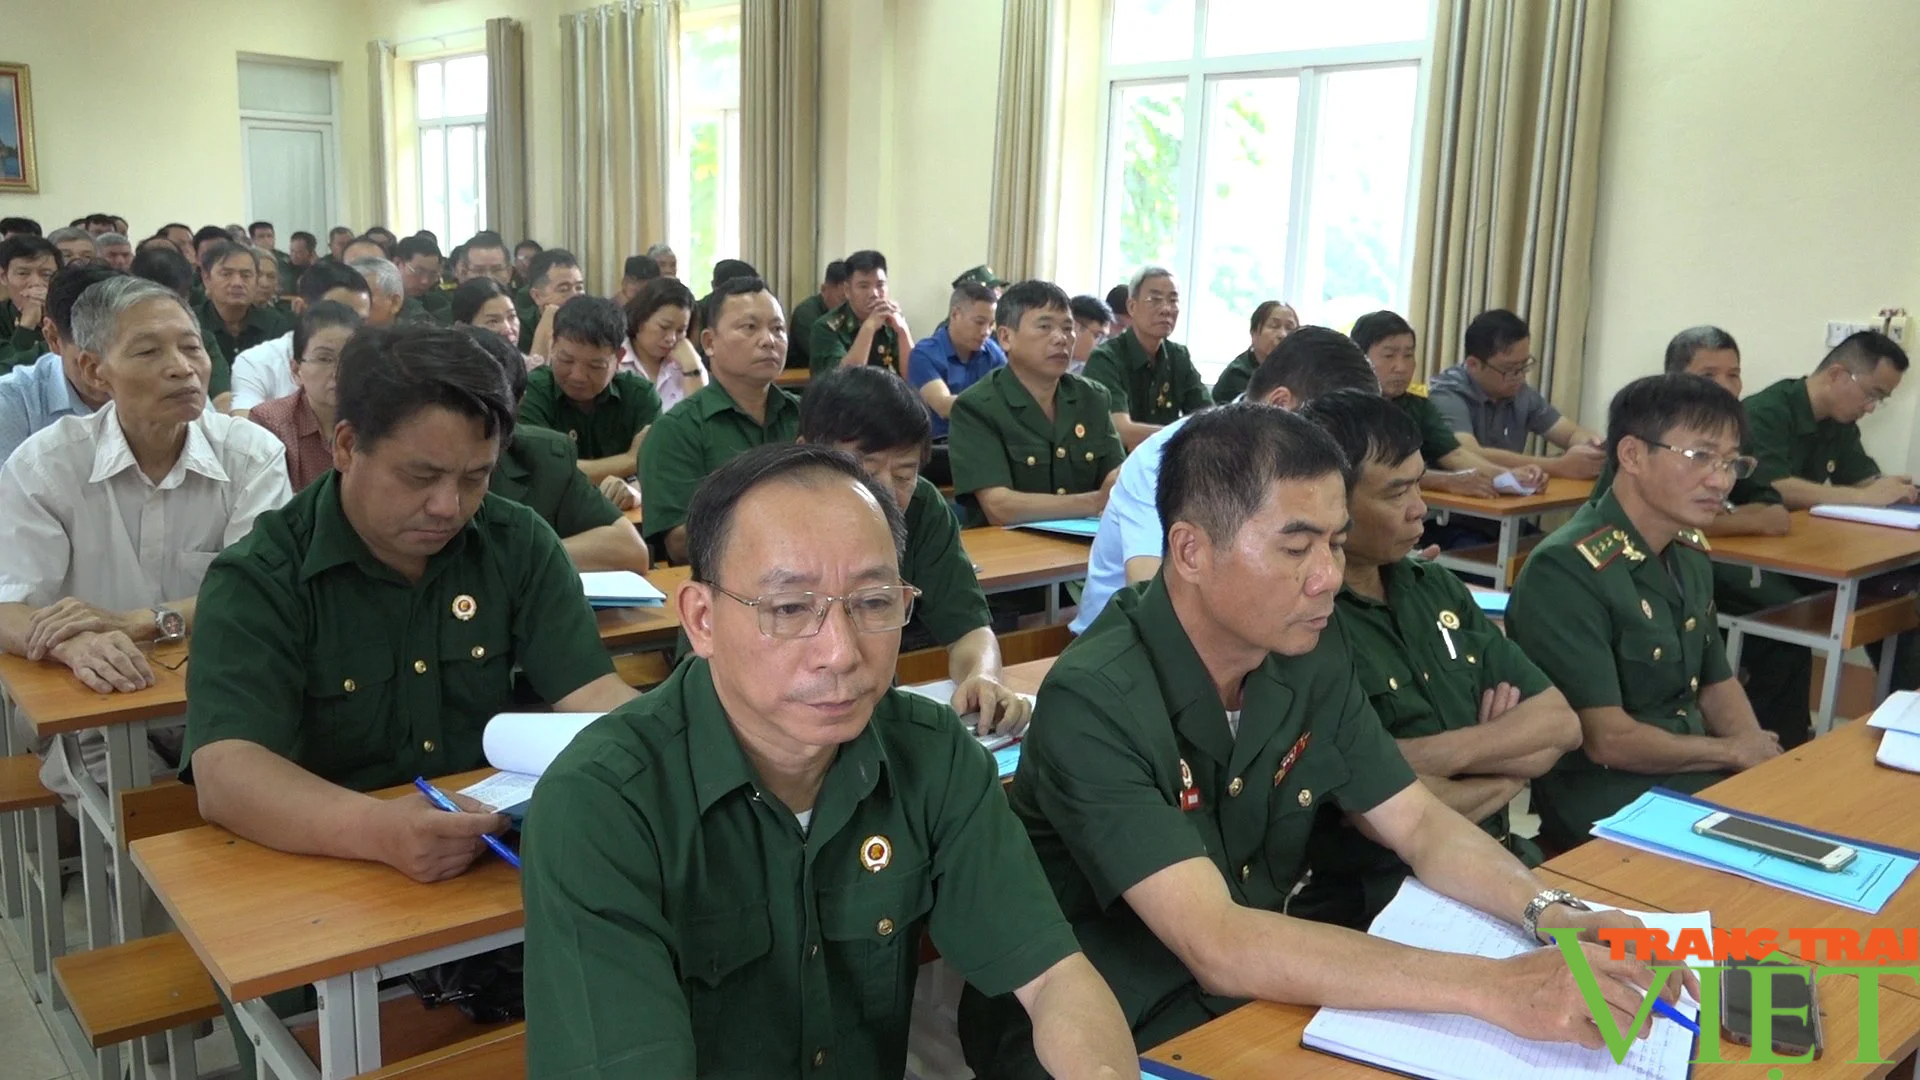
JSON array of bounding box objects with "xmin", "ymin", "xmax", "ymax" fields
[
  {"xmin": 1074, "ymin": 328, "xmax": 1378, "ymax": 633},
  {"xmin": 230, "ymin": 262, "xmax": 372, "ymax": 415},
  {"xmin": 0, "ymin": 276, "xmax": 291, "ymax": 796}
]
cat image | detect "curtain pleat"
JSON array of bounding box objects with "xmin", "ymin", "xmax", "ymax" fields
[
  {"xmin": 741, "ymin": 0, "xmax": 820, "ymax": 308},
  {"xmin": 485, "ymin": 18, "xmax": 529, "ymax": 244},
  {"xmin": 988, "ymin": 0, "xmax": 1060, "ymax": 282},
  {"xmin": 367, "ymin": 40, "xmax": 397, "ymax": 228}
]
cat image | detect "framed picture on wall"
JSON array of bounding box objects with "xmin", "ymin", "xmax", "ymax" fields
[{"xmin": 0, "ymin": 63, "xmax": 36, "ymax": 193}]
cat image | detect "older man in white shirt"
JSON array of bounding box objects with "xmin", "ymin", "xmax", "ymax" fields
[{"xmin": 0, "ymin": 276, "xmax": 290, "ymax": 796}]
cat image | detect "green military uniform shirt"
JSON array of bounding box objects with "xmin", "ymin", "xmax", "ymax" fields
[
  {"xmin": 522, "ymin": 658, "xmax": 1080, "ymax": 1078},
  {"xmin": 1744, "ymin": 376, "xmax": 1880, "ymax": 492},
  {"xmin": 180, "ymin": 473, "xmax": 614, "ymax": 793},
  {"xmin": 788, "ymin": 292, "xmax": 827, "ymax": 370},
  {"xmin": 996, "ymin": 577, "xmax": 1417, "ymax": 1049},
  {"xmin": 1506, "ymin": 491, "xmax": 1732, "ymax": 852},
  {"xmin": 1210, "ymin": 349, "xmax": 1258, "ymax": 405},
  {"xmin": 1393, "ymin": 387, "xmax": 1461, "ymax": 466},
  {"xmin": 1296, "ymin": 557, "xmax": 1550, "ymax": 929},
  {"xmin": 946, "ymin": 366, "xmax": 1125, "ymax": 527},
  {"xmin": 397, "ymin": 295, "xmax": 444, "ymax": 326},
  {"xmin": 490, "ymin": 425, "xmax": 624, "ymax": 538},
  {"xmin": 809, "ymin": 301, "xmax": 902, "ymax": 378},
  {"xmin": 638, "ymin": 378, "xmax": 801, "ymax": 548},
  {"xmin": 517, "ymin": 367, "xmax": 663, "ymax": 464},
  {"xmin": 516, "ymin": 289, "xmax": 541, "ymax": 352},
  {"xmin": 0, "ymin": 299, "xmax": 46, "ymax": 372},
  {"xmin": 1082, "ymin": 327, "xmax": 1209, "ymax": 425},
  {"xmin": 271, "ymin": 249, "xmax": 298, "ymax": 295},
  {"xmin": 418, "ymin": 289, "xmax": 453, "ymax": 324},
  {"xmin": 195, "ymin": 300, "xmax": 283, "ymax": 397},
  {"xmin": 901, "ymin": 476, "xmax": 992, "ymax": 645}
]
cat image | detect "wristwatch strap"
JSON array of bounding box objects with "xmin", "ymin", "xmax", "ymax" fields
[{"xmin": 1521, "ymin": 887, "xmax": 1590, "ymax": 941}]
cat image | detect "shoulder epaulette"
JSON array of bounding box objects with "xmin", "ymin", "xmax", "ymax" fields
[
  {"xmin": 1406, "ymin": 382, "xmax": 1430, "ymax": 398},
  {"xmin": 1674, "ymin": 527, "xmax": 1711, "ymax": 552},
  {"xmin": 1574, "ymin": 526, "xmax": 1647, "ymax": 570}
]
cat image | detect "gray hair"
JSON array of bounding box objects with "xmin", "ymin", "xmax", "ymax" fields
[
  {"xmin": 1129, "ymin": 265, "xmax": 1174, "ymax": 296},
  {"xmin": 349, "ymin": 256, "xmax": 404, "ymax": 300},
  {"xmin": 47, "ymin": 226, "xmax": 94, "ymax": 247},
  {"xmin": 1663, "ymin": 325, "xmax": 1739, "ymax": 374},
  {"xmin": 645, "ymin": 242, "xmax": 674, "ymax": 259},
  {"xmin": 71, "ymin": 276, "xmax": 195, "ymax": 354},
  {"xmin": 94, "ymin": 232, "xmax": 131, "ymax": 249},
  {"xmin": 248, "ymin": 245, "xmax": 277, "ymax": 267}
]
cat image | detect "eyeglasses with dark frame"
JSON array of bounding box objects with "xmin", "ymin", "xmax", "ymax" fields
[
  {"xmin": 702, "ymin": 581, "xmax": 922, "ymax": 639},
  {"xmin": 1647, "ymin": 441, "xmax": 1758, "ymax": 479}
]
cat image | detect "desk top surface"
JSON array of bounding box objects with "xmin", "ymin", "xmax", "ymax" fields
[
  {"xmin": 1706, "ymin": 511, "xmax": 1920, "ymax": 580},
  {"xmin": 1421, "ymin": 477, "xmax": 1594, "ymax": 518}
]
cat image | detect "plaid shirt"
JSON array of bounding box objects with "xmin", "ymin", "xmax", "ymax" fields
[{"xmin": 247, "ymin": 388, "xmax": 333, "ymax": 491}]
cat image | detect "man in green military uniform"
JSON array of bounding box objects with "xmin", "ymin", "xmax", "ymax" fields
[
  {"xmin": 1081, "ymin": 266, "xmax": 1208, "ymax": 450},
  {"xmin": 962, "ymin": 404, "xmax": 1680, "ymax": 1077},
  {"xmin": 395, "ymin": 235, "xmax": 452, "ymax": 324},
  {"xmin": 786, "ymin": 259, "xmax": 847, "ymax": 371},
  {"xmin": 463, "ymin": 324, "xmax": 652, "ymax": 573},
  {"xmin": 800, "ymin": 365, "xmax": 1031, "ymax": 733},
  {"xmin": 247, "ymin": 222, "xmax": 299, "ymax": 296},
  {"xmin": 1508, "ymin": 373, "xmax": 1784, "ymax": 852},
  {"xmin": 1746, "ymin": 330, "xmax": 1914, "ymax": 508},
  {"xmin": 523, "ymin": 443, "xmax": 1138, "ymax": 1078},
  {"xmin": 196, "ymin": 239, "xmax": 293, "ymax": 375},
  {"xmin": 516, "ymin": 248, "xmax": 588, "ymax": 353},
  {"xmin": 0, "ymin": 234, "xmax": 59, "ymax": 372},
  {"xmin": 517, "ymin": 295, "xmax": 662, "ymax": 483},
  {"xmin": 809, "ymin": 249, "xmax": 909, "ymax": 377},
  {"xmin": 948, "ymin": 280, "xmax": 1125, "ymax": 527},
  {"xmin": 1292, "ymin": 390, "xmax": 1580, "ymax": 928},
  {"xmin": 642, "ymin": 274, "xmax": 802, "ymax": 563}
]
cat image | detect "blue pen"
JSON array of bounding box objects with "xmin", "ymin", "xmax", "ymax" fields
[
  {"xmin": 1650, "ymin": 995, "xmax": 1700, "ymax": 1036},
  {"xmin": 413, "ymin": 777, "xmax": 521, "ymax": 870}
]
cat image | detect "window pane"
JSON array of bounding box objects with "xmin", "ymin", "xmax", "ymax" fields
[
  {"xmin": 420, "ymin": 127, "xmax": 447, "ymax": 242},
  {"xmin": 1188, "ymin": 75, "xmax": 1298, "ymax": 379},
  {"xmin": 475, "ymin": 125, "xmax": 489, "ymax": 235},
  {"xmin": 1100, "ymin": 82, "xmax": 1186, "ymax": 296},
  {"xmin": 238, "ymin": 60, "xmax": 333, "ymax": 115},
  {"xmin": 444, "ymin": 55, "xmax": 489, "ymax": 119},
  {"xmin": 448, "ymin": 124, "xmax": 480, "ymax": 249},
  {"xmin": 416, "ymin": 61, "xmax": 443, "ymax": 122},
  {"xmin": 1205, "ymin": 0, "xmax": 1429, "ymax": 56},
  {"xmin": 681, "ymin": 21, "xmax": 741, "ymax": 109},
  {"xmin": 686, "ymin": 116, "xmax": 721, "ymax": 287},
  {"xmin": 1302, "ymin": 64, "xmax": 1420, "ymax": 330},
  {"xmin": 1111, "ymin": 0, "xmax": 1196, "ymax": 64}
]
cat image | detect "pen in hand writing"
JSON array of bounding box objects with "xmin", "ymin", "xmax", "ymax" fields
[
  {"xmin": 413, "ymin": 777, "xmax": 521, "ymax": 870},
  {"xmin": 1649, "ymin": 993, "xmax": 1699, "ymax": 1036}
]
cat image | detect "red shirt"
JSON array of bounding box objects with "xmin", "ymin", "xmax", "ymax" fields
[{"xmin": 247, "ymin": 389, "xmax": 332, "ymax": 491}]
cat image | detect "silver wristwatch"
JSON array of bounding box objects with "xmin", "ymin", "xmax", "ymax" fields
[
  {"xmin": 1521, "ymin": 887, "xmax": 1590, "ymax": 942},
  {"xmin": 151, "ymin": 606, "xmax": 186, "ymax": 644}
]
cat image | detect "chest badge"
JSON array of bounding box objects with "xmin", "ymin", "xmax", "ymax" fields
[
  {"xmin": 1273, "ymin": 733, "xmax": 1312, "ymax": 788},
  {"xmin": 1074, "ymin": 423, "xmax": 1086, "ymax": 439},
  {"xmin": 1178, "ymin": 758, "xmax": 1201, "ymax": 811},
  {"xmin": 1297, "ymin": 788, "xmax": 1313, "ymax": 808},
  {"xmin": 860, "ymin": 835, "xmax": 893, "ymax": 873},
  {"xmin": 567, "ymin": 429, "xmax": 578, "ymax": 443},
  {"xmin": 1827, "ymin": 459, "xmax": 1837, "ymax": 474},
  {"xmin": 451, "ymin": 594, "xmax": 478, "ymax": 621}
]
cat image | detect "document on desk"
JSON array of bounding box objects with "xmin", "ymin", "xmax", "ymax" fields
[
  {"xmin": 580, "ymin": 570, "xmax": 667, "ymax": 608},
  {"xmin": 1810, "ymin": 504, "xmax": 1920, "ymax": 529},
  {"xmin": 1591, "ymin": 787, "xmax": 1920, "ymax": 914},
  {"xmin": 1007, "ymin": 517, "xmax": 1100, "ymax": 539},
  {"xmin": 899, "ymin": 680, "xmax": 1034, "ymax": 756},
  {"xmin": 1301, "ymin": 880, "xmax": 1700, "ymax": 1080},
  {"xmin": 457, "ymin": 712, "xmax": 607, "ymax": 818},
  {"xmin": 1877, "ymin": 729, "xmax": 1920, "ymax": 773},
  {"xmin": 1867, "ymin": 690, "xmax": 1920, "ymax": 736}
]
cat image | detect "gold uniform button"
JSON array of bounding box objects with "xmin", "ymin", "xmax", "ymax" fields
[
  {"xmin": 1238, "ymin": 863, "xmax": 1251, "ymax": 882},
  {"xmin": 876, "ymin": 918, "xmax": 895, "ymax": 937},
  {"xmin": 1690, "ymin": 676, "xmax": 1699, "ymax": 691},
  {"xmin": 423, "ymin": 739, "xmax": 435, "ymax": 752},
  {"xmin": 342, "ymin": 678, "xmax": 356, "ymax": 693},
  {"xmin": 1055, "ymin": 446, "xmax": 1066, "ymax": 458},
  {"xmin": 1684, "ymin": 617, "xmax": 1696, "ymax": 632},
  {"xmin": 1025, "ymin": 455, "xmax": 1036, "ymax": 466},
  {"xmin": 1388, "ymin": 677, "xmax": 1399, "ymax": 690},
  {"xmin": 1084, "ymin": 451, "xmax": 1095, "ymax": 462},
  {"xmin": 1652, "ymin": 647, "xmax": 1663, "ymax": 660},
  {"xmin": 470, "ymin": 645, "xmax": 487, "ymax": 659},
  {"xmin": 1056, "ymin": 487, "xmax": 1068, "ymax": 495},
  {"xmin": 413, "ymin": 659, "xmax": 428, "ymax": 674},
  {"xmin": 1228, "ymin": 777, "xmax": 1244, "ymax": 797},
  {"xmin": 1466, "ymin": 655, "xmax": 1477, "ymax": 665},
  {"xmin": 1297, "ymin": 788, "xmax": 1313, "ymax": 808},
  {"xmin": 1423, "ymin": 671, "xmax": 1431, "ymax": 681},
  {"xmin": 813, "ymin": 1049, "xmax": 827, "ymax": 1068}
]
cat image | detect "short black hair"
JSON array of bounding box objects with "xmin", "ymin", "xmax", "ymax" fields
[
  {"xmin": 1246, "ymin": 326, "xmax": 1379, "ymax": 403},
  {"xmin": 623, "ymin": 254, "xmax": 662, "ymax": 282},
  {"xmin": 1349, "ymin": 310, "xmax": 1417, "ymax": 355},
  {"xmin": 458, "ymin": 323, "xmax": 528, "ymax": 405},
  {"xmin": 414, "ymin": 229, "xmax": 439, "ymax": 244},
  {"xmin": 85, "ymin": 213, "xmax": 118, "ymax": 230},
  {"xmin": 160, "ymin": 222, "xmax": 191, "ymax": 237},
  {"xmin": 461, "ymin": 232, "xmax": 509, "ymax": 262},
  {"xmin": 710, "ymin": 258, "xmax": 758, "ymax": 289},
  {"xmin": 526, "ymin": 248, "xmax": 580, "ymax": 290},
  {"xmin": 192, "ymin": 225, "xmax": 232, "ymax": 249},
  {"xmin": 366, "ymin": 226, "xmax": 396, "ymax": 242},
  {"xmin": 328, "ymin": 226, "xmax": 355, "ymax": 240},
  {"xmin": 47, "ymin": 263, "xmax": 124, "ymax": 339},
  {"xmin": 1105, "ymin": 283, "xmax": 1129, "ymax": 315},
  {"xmin": 248, "ymin": 221, "xmax": 274, "ymax": 237},
  {"xmin": 551, "ymin": 295, "xmax": 626, "ymax": 351},
  {"xmin": 394, "ymin": 235, "xmax": 442, "ymax": 263},
  {"xmin": 515, "ymin": 239, "xmax": 543, "ymax": 256},
  {"xmin": 625, "ymin": 277, "xmax": 695, "ymax": 339},
  {"xmin": 198, "ymin": 239, "xmax": 255, "ymax": 275},
  {"xmin": 294, "ymin": 300, "xmax": 364, "ymax": 362},
  {"xmin": 450, "ymin": 277, "xmax": 514, "ymax": 324},
  {"xmin": 1069, "ymin": 294, "xmax": 1112, "ymax": 326},
  {"xmin": 1298, "ymin": 388, "xmax": 1422, "ymax": 474},
  {"xmin": 823, "ymin": 260, "xmax": 850, "ymax": 287},
  {"xmin": 843, "ymin": 250, "xmax": 887, "ymax": 277},
  {"xmin": 800, "ymin": 365, "xmax": 932, "ymax": 458},
  {"xmin": 995, "ymin": 279, "xmax": 1070, "ymax": 330},
  {"xmin": 1463, "ymin": 309, "xmax": 1529, "ymax": 362},
  {"xmin": 298, "ymin": 261, "xmax": 372, "ymax": 304},
  {"xmin": 1157, "ymin": 402, "xmax": 1351, "ymax": 548},
  {"xmin": 1606, "ymin": 373, "xmax": 1748, "ymax": 468},
  {"xmin": 1662, "ymin": 326, "xmax": 1739, "ymax": 373},
  {"xmin": 686, "ymin": 443, "xmax": 906, "ymax": 584},
  {"xmin": 707, "ymin": 274, "xmax": 772, "ymax": 325},
  {"xmin": 337, "ymin": 324, "xmax": 516, "ymax": 453},
  {"xmin": 129, "ymin": 245, "xmax": 196, "ymax": 298},
  {"xmin": 1817, "ymin": 329, "xmax": 1909, "ymax": 374},
  {"xmin": 290, "ymin": 231, "xmax": 318, "ymax": 249},
  {"xmin": 0, "ymin": 234, "xmax": 59, "ymax": 273},
  {"xmin": 0, "ymin": 217, "xmax": 42, "ymax": 237}
]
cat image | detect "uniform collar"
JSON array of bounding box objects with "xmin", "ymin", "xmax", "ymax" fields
[
  {"xmin": 993, "ymin": 363, "xmax": 1057, "ymax": 413},
  {"xmin": 1336, "ymin": 556, "xmax": 1422, "ymax": 609},
  {"xmin": 491, "ymin": 429, "xmax": 534, "ymax": 497},
  {"xmin": 684, "ymin": 657, "xmax": 891, "ymax": 818},
  {"xmin": 297, "ymin": 471, "xmax": 475, "ymax": 584},
  {"xmin": 696, "ymin": 376, "xmax": 796, "ymax": 423},
  {"xmin": 87, "ymin": 402, "xmax": 228, "ymax": 488},
  {"xmin": 1119, "ymin": 327, "xmax": 1165, "ymax": 370},
  {"xmin": 1435, "ymin": 364, "xmax": 1493, "ymax": 405}
]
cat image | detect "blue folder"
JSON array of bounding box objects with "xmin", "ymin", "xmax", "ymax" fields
[{"xmin": 1010, "ymin": 517, "xmax": 1100, "ymax": 539}]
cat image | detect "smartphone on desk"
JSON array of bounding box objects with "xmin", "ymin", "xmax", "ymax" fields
[
  {"xmin": 1692, "ymin": 811, "xmax": 1856, "ymax": 872},
  {"xmin": 1721, "ymin": 959, "xmax": 1822, "ymax": 1058}
]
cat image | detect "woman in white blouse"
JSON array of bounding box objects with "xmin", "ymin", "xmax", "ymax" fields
[{"xmin": 619, "ymin": 277, "xmax": 706, "ymax": 410}]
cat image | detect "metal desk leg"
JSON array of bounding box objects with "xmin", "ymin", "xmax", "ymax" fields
[
  {"xmin": 1815, "ymin": 578, "xmax": 1857, "ymax": 735},
  {"xmin": 77, "ymin": 789, "xmax": 112, "ymax": 951},
  {"xmin": 0, "ymin": 687, "xmax": 21, "ymax": 922},
  {"xmin": 352, "ymin": 967, "xmax": 382, "ymax": 1072},
  {"xmin": 1878, "ymin": 632, "xmax": 1902, "ymax": 703},
  {"xmin": 1494, "ymin": 518, "xmax": 1520, "ymax": 587},
  {"xmin": 104, "ymin": 721, "xmax": 145, "ymax": 943},
  {"xmin": 315, "ymin": 974, "xmax": 358, "ymax": 1079},
  {"xmin": 237, "ymin": 997, "xmax": 322, "ymax": 1080},
  {"xmin": 30, "ymin": 805, "xmax": 64, "ymax": 1009},
  {"xmin": 1723, "ymin": 623, "xmax": 1746, "ymax": 673},
  {"xmin": 1045, "ymin": 584, "xmax": 1059, "ymax": 624}
]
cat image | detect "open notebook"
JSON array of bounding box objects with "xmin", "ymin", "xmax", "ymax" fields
[
  {"xmin": 456, "ymin": 712, "xmax": 606, "ymax": 819},
  {"xmin": 1300, "ymin": 880, "xmax": 1702, "ymax": 1080}
]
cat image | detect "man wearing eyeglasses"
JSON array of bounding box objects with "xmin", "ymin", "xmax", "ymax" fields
[
  {"xmin": 1744, "ymin": 330, "xmax": 1914, "ymax": 509},
  {"xmin": 1081, "ymin": 266, "xmax": 1210, "ymax": 450},
  {"xmin": 394, "ymin": 235, "xmax": 452, "ymax": 325},
  {"xmin": 521, "ymin": 442, "xmax": 1139, "ymax": 1079},
  {"xmin": 1427, "ymin": 309, "xmax": 1605, "ymax": 481},
  {"xmin": 1507, "ymin": 373, "xmax": 1783, "ymax": 853}
]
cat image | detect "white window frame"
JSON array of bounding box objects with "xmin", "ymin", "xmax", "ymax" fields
[
  {"xmin": 1096, "ymin": 3, "xmax": 1432, "ymax": 369},
  {"xmin": 414, "ymin": 53, "xmax": 489, "ymax": 244}
]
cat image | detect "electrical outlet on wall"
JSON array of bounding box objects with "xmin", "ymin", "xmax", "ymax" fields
[{"xmin": 1827, "ymin": 317, "xmax": 1908, "ymax": 347}]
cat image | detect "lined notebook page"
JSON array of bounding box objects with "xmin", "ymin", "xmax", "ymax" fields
[{"xmin": 1301, "ymin": 880, "xmax": 1696, "ymax": 1080}]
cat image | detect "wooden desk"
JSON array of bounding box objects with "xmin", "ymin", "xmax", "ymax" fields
[
  {"xmin": 1000, "ymin": 657, "xmax": 1055, "ymax": 697},
  {"xmin": 1707, "ymin": 512, "xmax": 1920, "ymax": 732},
  {"xmin": 595, "ymin": 566, "xmax": 689, "ymax": 650},
  {"xmin": 1143, "ymin": 871, "xmax": 1920, "ymax": 1079},
  {"xmin": 959, "ymin": 527, "xmax": 1092, "ymax": 621},
  {"xmin": 1424, "ymin": 477, "xmax": 1593, "ymax": 586},
  {"xmin": 774, "ymin": 368, "xmax": 811, "ymax": 388}
]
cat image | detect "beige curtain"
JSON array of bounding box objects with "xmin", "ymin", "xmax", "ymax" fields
[
  {"xmin": 1409, "ymin": 0, "xmax": 1612, "ymax": 423},
  {"xmin": 485, "ymin": 18, "xmax": 529, "ymax": 244},
  {"xmin": 560, "ymin": 0, "xmax": 679, "ymax": 293},
  {"xmin": 741, "ymin": 0, "xmax": 819, "ymax": 309},
  {"xmin": 989, "ymin": 0, "xmax": 1062, "ymax": 282},
  {"xmin": 367, "ymin": 39, "xmax": 397, "ymax": 228}
]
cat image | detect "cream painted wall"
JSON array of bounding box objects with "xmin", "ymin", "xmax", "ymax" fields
[
  {"xmin": 1585, "ymin": 0, "xmax": 1920, "ymax": 475},
  {"xmin": 0, "ymin": 0, "xmax": 375, "ymax": 238}
]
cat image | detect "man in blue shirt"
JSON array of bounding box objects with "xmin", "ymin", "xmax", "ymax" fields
[
  {"xmin": 1073, "ymin": 328, "xmax": 1377, "ymax": 633},
  {"xmin": 909, "ymin": 280, "xmax": 1006, "ymax": 438},
  {"xmin": 0, "ymin": 262, "xmax": 117, "ymax": 463}
]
